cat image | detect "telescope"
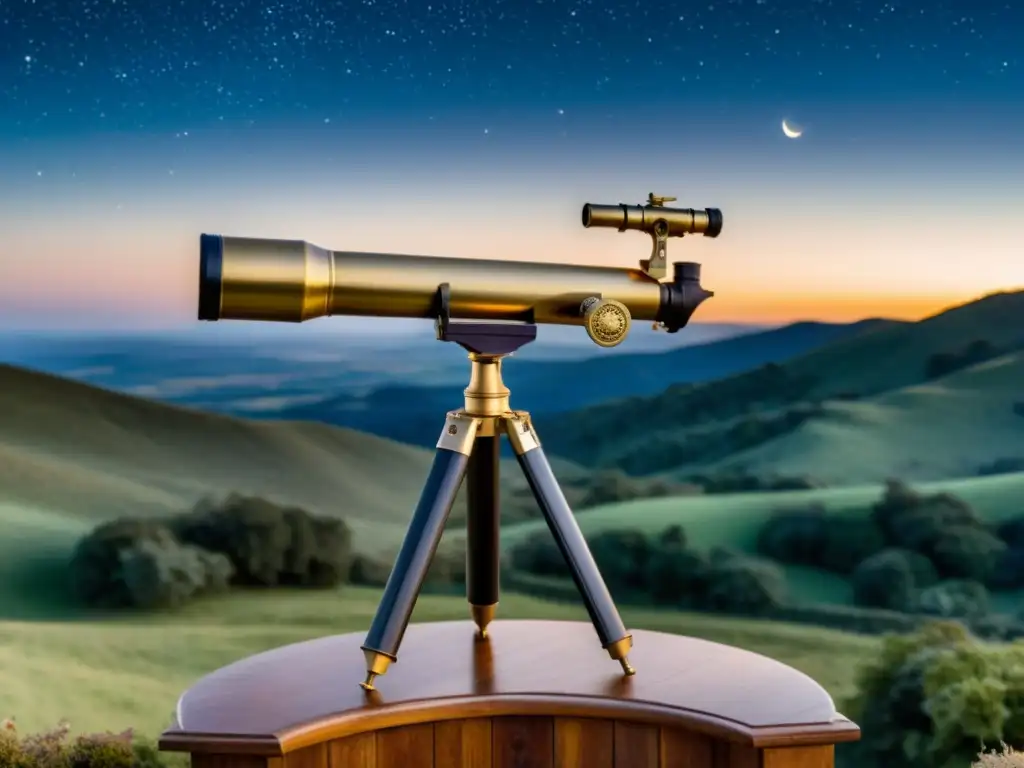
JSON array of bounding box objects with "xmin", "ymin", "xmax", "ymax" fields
[
  {"xmin": 195, "ymin": 194, "xmax": 722, "ymax": 692},
  {"xmin": 199, "ymin": 193, "xmax": 720, "ymax": 347}
]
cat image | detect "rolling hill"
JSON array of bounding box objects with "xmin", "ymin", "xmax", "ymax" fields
[
  {"xmin": 276, "ymin": 318, "xmax": 893, "ymax": 447},
  {"xmin": 541, "ymin": 290, "xmax": 1024, "ymax": 483},
  {"xmin": 0, "ymin": 363, "xmax": 588, "ymax": 571}
]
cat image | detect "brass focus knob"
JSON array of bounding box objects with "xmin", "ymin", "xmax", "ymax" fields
[{"xmin": 580, "ymin": 297, "xmax": 631, "ymax": 347}]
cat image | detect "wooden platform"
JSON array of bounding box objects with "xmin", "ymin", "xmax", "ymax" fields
[{"xmin": 159, "ymin": 619, "xmax": 859, "ymax": 767}]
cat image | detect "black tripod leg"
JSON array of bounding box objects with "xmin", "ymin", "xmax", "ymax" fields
[
  {"xmin": 466, "ymin": 433, "xmax": 501, "ymax": 639},
  {"xmin": 359, "ymin": 413, "xmax": 479, "ymax": 691},
  {"xmin": 505, "ymin": 414, "xmax": 636, "ymax": 676}
]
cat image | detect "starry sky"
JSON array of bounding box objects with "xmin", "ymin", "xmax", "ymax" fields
[{"xmin": 0, "ymin": 0, "xmax": 1021, "ymax": 330}]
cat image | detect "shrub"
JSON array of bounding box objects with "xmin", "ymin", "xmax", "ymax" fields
[
  {"xmin": 931, "ymin": 526, "xmax": 1007, "ymax": 582},
  {"xmin": 845, "ymin": 621, "xmax": 1024, "ymax": 767},
  {"xmin": 820, "ymin": 516, "xmax": 887, "ymax": 574},
  {"xmin": 913, "ymin": 580, "xmax": 991, "ymax": 620},
  {"xmin": 851, "ymin": 548, "xmax": 938, "ymax": 611},
  {"xmin": 68, "ymin": 520, "xmax": 231, "ymax": 610},
  {"xmin": 702, "ymin": 549, "xmax": 787, "ymax": 616},
  {"xmin": 756, "ymin": 505, "xmax": 828, "ymax": 566},
  {"xmin": 0, "ymin": 720, "xmax": 145, "ymax": 768},
  {"xmin": 771, "ymin": 602, "xmax": 924, "ymax": 636},
  {"xmin": 576, "ymin": 471, "xmax": 645, "ymax": 508},
  {"xmin": 646, "ymin": 547, "xmax": 711, "ymax": 607},
  {"xmin": 120, "ymin": 538, "xmax": 233, "ymax": 610},
  {"xmin": 509, "ymin": 531, "xmax": 566, "ymax": 578},
  {"xmin": 588, "ymin": 530, "xmax": 652, "ymax": 592},
  {"xmin": 172, "ymin": 494, "xmax": 352, "ymax": 588},
  {"xmin": 872, "ymin": 480, "xmax": 985, "ymax": 557}
]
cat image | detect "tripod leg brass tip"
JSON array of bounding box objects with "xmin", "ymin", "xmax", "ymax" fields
[
  {"xmin": 359, "ymin": 647, "xmax": 395, "ymax": 690},
  {"xmin": 470, "ymin": 603, "xmax": 498, "ymax": 640},
  {"xmin": 604, "ymin": 634, "xmax": 635, "ymax": 676}
]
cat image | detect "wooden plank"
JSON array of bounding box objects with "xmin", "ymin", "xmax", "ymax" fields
[
  {"xmin": 284, "ymin": 745, "xmax": 328, "ymax": 768},
  {"xmin": 762, "ymin": 745, "xmax": 833, "ymax": 768},
  {"xmin": 493, "ymin": 716, "xmax": 554, "ymax": 768},
  {"xmin": 660, "ymin": 727, "xmax": 714, "ymax": 768},
  {"xmin": 613, "ymin": 722, "xmax": 659, "ymax": 768},
  {"xmin": 554, "ymin": 717, "xmax": 613, "ymax": 768},
  {"xmin": 329, "ymin": 733, "xmax": 377, "ymax": 768},
  {"xmin": 713, "ymin": 741, "xmax": 760, "ymax": 768},
  {"xmin": 377, "ymin": 723, "xmax": 434, "ymax": 768},
  {"xmin": 434, "ymin": 719, "xmax": 492, "ymax": 767}
]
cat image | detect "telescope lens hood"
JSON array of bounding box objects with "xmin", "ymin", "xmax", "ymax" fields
[{"xmin": 198, "ymin": 234, "xmax": 224, "ymax": 321}]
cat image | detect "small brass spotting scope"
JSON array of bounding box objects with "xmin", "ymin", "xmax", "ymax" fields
[
  {"xmin": 582, "ymin": 193, "xmax": 723, "ymax": 280},
  {"xmin": 198, "ymin": 194, "xmax": 719, "ymax": 347}
]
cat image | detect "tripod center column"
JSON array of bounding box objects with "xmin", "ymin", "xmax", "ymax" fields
[{"xmin": 464, "ymin": 353, "xmax": 511, "ymax": 416}]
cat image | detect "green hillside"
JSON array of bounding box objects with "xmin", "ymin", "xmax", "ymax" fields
[
  {"xmin": 540, "ymin": 290, "xmax": 1024, "ymax": 481},
  {"xmin": 788, "ymin": 290, "xmax": 1024, "ymax": 399},
  {"xmin": 0, "ymin": 363, "xmax": 589, "ymax": 566},
  {"xmin": 704, "ymin": 351, "xmax": 1024, "ymax": 484}
]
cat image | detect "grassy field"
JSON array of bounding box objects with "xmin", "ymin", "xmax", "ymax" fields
[
  {"xmin": 503, "ymin": 471, "xmax": 1024, "ymax": 608},
  {"xmin": 0, "ymin": 585, "xmax": 879, "ymax": 739}
]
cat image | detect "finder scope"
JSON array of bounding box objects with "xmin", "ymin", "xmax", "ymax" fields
[{"xmin": 197, "ymin": 194, "xmax": 720, "ymax": 346}]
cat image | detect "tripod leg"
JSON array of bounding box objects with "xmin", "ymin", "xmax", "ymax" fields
[
  {"xmin": 504, "ymin": 413, "xmax": 636, "ymax": 676},
  {"xmin": 359, "ymin": 413, "xmax": 479, "ymax": 691},
  {"xmin": 466, "ymin": 433, "xmax": 501, "ymax": 638}
]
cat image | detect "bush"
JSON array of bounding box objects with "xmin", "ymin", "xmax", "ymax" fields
[
  {"xmin": 771, "ymin": 602, "xmax": 924, "ymax": 636},
  {"xmin": 171, "ymin": 494, "xmax": 352, "ymax": 588},
  {"xmin": 68, "ymin": 520, "xmax": 231, "ymax": 610},
  {"xmin": 845, "ymin": 622, "xmax": 1024, "ymax": 768},
  {"xmin": 851, "ymin": 548, "xmax": 938, "ymax": 612},
  {"xmin": 646, "ymin": 547, "xmax": 711, "ymax": 607},
  {"xmin": 70, "ymin": 494, "xmax": 353, "ymax": 610},
  {"xmin": 120, "ymin": 538, "xmax": 233, "ymax": 610},
  {"xmin": 872, "ymin": 480, "xmax": 986, "ymax": 557},
  {"xmin": 576, "ymin": 470, "xmax": 646, "ymax": 507},
  {"xmin": 509, "ymin": 531, "xmax": 566, "ymax": 578},
  {"xmin": 756, "ymin": 505, "xmax": 828, "ymax": 566},
  {"xmin": 702, "ymin": 549, "xmax": 787, "ymax": 616},
  {"xmin": 0, "ymin": 719, "xmax": 149, "ymax": 768},
  {"xmin": 913, "ymin": 580, "xmax": 991, "ymax": 620},
  {"xmin": 931, "ymin": 526, "xmax": 1007, "ymax": 582},
  {"xmin": 689, "ymin": 471, "xmax": 821, "ymax": 495},
  {"xmin": 588, "ymin": 530, "xmax": 652, "ymax": 592}
]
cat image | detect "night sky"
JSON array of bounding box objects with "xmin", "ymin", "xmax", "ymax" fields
[{"xmin": 0, "ymin": 0, "xmax": 1021, "ymax": 329}]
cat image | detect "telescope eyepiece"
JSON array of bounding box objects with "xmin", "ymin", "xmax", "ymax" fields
[{"xmin": 198, "ymin": 234, "xmax": 224, "ymax": 321}]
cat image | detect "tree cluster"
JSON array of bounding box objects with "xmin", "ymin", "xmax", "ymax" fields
[
  {"xmin": 68, "ymin": 494, "xmax": 352, "ymax": 610},
  {"xmin": 758, "ymin": 480, "xmax": 1024, "ymax": 623},
  {"xmin": 845, "ymin": 622, "xmax": 1024, "ymax": 768},
  {"xmin": 510, "ymin": 524, "xmax": 788, "ymax": 616}
]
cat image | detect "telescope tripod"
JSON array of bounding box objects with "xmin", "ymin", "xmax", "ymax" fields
[{"xmin": 359, "ymin": 311, "xmax": 635, "ymax": 691}]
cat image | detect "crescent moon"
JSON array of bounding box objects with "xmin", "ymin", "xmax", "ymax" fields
[{"xmin": 782, "ymin": 119, "xmax": 803, "ymax": 139}]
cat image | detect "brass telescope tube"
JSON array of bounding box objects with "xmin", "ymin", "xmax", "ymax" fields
[{"xmin": 198, "ymin": 235, "xmax": 664, "ymax": 326}]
